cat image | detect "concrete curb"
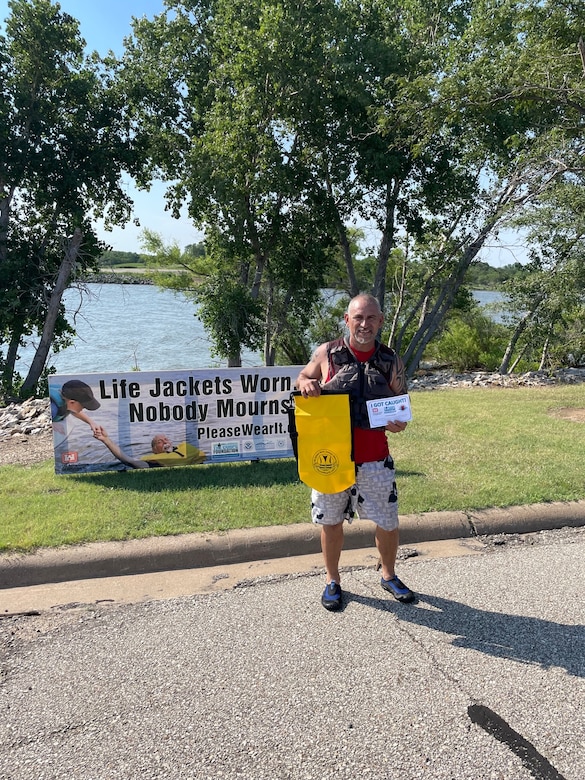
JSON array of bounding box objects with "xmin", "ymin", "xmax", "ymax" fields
[{"xmin": 2, "ymin": 501, "xmax": 585, "ymax": 589}]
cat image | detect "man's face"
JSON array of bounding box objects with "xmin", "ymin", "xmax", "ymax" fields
[
  {"xmin": 152, "ymin": 435, "xmax": 173, "ymax": 454},
  {"xmin": 345, "ymin": 299, "xmax": 384, "ymax": 349}
]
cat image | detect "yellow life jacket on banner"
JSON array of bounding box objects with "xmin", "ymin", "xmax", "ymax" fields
[
  {"xmin": 140, "ymin": 442, "xmax": 206, "ymax": 466},
  {"xmin": 293, "ymin": 393, "xmax": 354, "ymax": 493}
]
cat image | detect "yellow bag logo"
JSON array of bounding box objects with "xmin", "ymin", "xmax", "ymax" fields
[
  {"xmin": 312, "ymin": 449, "xmax": 340, "ymax": 474},
  {"xmin": 294, "ymin": 394, "xmax": 354, "ymax": 493}
]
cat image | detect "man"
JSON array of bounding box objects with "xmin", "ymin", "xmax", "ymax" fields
[
  {"xmin": 296, "ymin": 293, "xmax": 415, "ymax": 611},
  {"xmin": 151, "ymin": 434, "xmax": 175, "ymax": 455},
  {"xmin": 93, "ymin": 428, "xmax": 176, "ymax": 469},
  {"xmin": 93, "ymin": 428, "xmax": 206, "ymax": 469}
]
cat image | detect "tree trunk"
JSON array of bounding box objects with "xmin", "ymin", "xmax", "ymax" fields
[
  {"xmin": 263, "ymin": 279, "xmax": 275, "ymax": 366},
  {"xmin": 372, "ymin": 179, "xmax": 400, "ymax": 309},
  {"xmin": 387, "ymin": 258, "xmax": 407, "ymax": 348},
  {"xmin": 402, "ymin": 269, "xmax": 467, "ymax": 376},
  {"xmin": 508, "ymin": 342, "xmax": 528, "ymax": 374},
  {"xmin": 499, "ymin": 294, "xmax": 545, "ymax": 374},
  {"xmin": 402, "ymin": 233, "xmax": 491, "ymax": 376},
  {"xmin": 401, "ymin": 201, "xmax": 506, "ymax": 377},
  {"xmin": 20, "ymin": 229, "xmax": 83, "ymax": 397},
  {"xmin": 499, "ymin": 313, "xmax": 531, "ymax": 374},
  {"xmin": 538, "ymin": 331, "xmax": 552, "ymax": 371},
  {"xmin": 2, "ymin": 318, "xmax": 25, "ymax": 398},
  {"xmin": 326, "ymin": 175, "xmax": 359, "ymax": 297},
  {"xmin": 337, "ymin": 220, "xmax": 359, "ymax": 298}
]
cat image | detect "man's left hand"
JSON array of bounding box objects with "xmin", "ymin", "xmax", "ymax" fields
[{"xmin": 385, "ymin": 421, "xmax": 408, "ymax": 433}]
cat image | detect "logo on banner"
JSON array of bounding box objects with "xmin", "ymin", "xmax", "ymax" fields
[
  {"xmin": 312, "ymin": 449, "xmax": 339, "ymax": 475},
  {"xmin": 61, "ymin": 451, "xmax": 78, "ymax": 464}
]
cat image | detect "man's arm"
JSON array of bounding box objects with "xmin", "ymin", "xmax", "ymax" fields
[
  {"xmin": 93, "ymin": 427, "xmax": 150, "ymax": 469},
  {"xmin": 386, "ymin": 352, "xmax": 408, "ymax": 433},
  {"xmin": 296, "ymin": 343, "xmax": 328, "ymax": 398},
  {"xmin": 389, "ymin": 352, "xmax": 408, "ymax": 396}
]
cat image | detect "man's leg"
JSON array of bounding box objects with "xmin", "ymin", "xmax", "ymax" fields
[
  {"xmin": 311, "ymin": 489, "xmax": 349, "ymax": 610},
  {"xmin": 356, "ymin": 459, "xmax": 415, "ymax": 603},
  {"xmin": 375, "ymin": 526, "xmax": 399, "ymax": 581},
  {"xmin": 376, "ymin": 525, "xmax": 415, "ymax": 602},
  {"xmin": 322, "ymin": 522, "xmax": 344, "ymax": 584},
  {"xmin": 320, "ymin": 522, "xmax": 345, "ymax": 611}
]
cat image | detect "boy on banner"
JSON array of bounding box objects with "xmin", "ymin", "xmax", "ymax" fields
[
  {"xmin": 50, "ymin": 380, "xmax": 101, "ymax": 435},
  {"xmin": 296, "ymin": 294, "xmax": 415, "ymax": 611}
]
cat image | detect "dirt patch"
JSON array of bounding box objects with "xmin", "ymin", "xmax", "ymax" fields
[
  {"xmin": 0, "ymin": 432, "xmax": 54, "ymax": 467},
  {"xmin": 549, "ymin": 407, "xmax": 585, "ymax": 423}
]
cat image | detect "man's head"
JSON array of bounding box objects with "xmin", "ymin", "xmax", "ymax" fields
[
  {"xmin": 151, "ymin": 434, "xmax": 174, "ymax": 454},
  {"xmin": 344, "ymin": 294, "xmax": 384, "ymax": 350}
]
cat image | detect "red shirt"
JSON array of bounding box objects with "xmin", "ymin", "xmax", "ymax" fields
[{"xmin": 327, "ymin": 345, "xmax": 390, "ymax": 464}]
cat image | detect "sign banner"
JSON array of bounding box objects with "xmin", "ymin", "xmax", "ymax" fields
[{"xmin": 49, "ymin": 367, "xmax": 302, "ymax": 474}]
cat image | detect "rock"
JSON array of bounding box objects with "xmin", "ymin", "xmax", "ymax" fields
[
  {"xmin": 0, "ymin": 398, "xmax": 51, "ymax": 441},
  {"xmin": 409, "ymin": 368, "xmax": 585, "ymax": 391}
]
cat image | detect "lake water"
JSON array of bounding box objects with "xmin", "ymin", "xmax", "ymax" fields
[
  {"xmin": 16, "ymin": 284, "xmax": 505, "ymax": 376},
  {"xmin": 473, "ymin": 289, "xmax": 506, "ymax": 309},
  {"xmin": 17, "ymin": 283, "xmax": 262, "ymax": 376}
]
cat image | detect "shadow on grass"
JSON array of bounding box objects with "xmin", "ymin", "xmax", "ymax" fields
[
  {"xmin": 71, "ymin": 458, "xmax": 302, "ymax": 493},
  {"xmin": 396, "ymin": 468, "xmax": 427, "ymax": 478},
  {"xmin": 69, "ymin": 461, "xmax": 424, "ymax": 493}
]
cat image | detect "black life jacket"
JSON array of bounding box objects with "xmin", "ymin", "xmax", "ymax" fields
[{"xmin": 322, "ymin": 337, "xmax": 398, "ymax": 429}]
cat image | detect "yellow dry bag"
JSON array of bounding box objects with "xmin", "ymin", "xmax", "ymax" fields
[{"xmin": 293, "ymin": 393, "xmax": 354, "ymax": 493}]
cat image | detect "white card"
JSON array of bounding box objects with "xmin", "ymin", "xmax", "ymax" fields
[{"xmin": 366, "ymin": 394, "xmax": 412, "ymax": 426}]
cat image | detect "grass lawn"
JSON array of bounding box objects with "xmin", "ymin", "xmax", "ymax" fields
[{"xmin": 2, "ymin": 384, "xmax": 585, "ymax": 552}]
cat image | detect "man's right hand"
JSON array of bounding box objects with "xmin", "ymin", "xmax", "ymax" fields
[{"xmin": 297, "ymin": 377, "xmax": 322, "ymax": 398}]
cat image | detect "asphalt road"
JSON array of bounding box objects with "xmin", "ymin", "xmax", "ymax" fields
[{"xmin": 1, "ymin": 526, "xmax": 584, "ymax": 780}]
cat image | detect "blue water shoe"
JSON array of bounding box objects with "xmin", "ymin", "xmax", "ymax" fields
[
  {"xmin": 380, "ymin": 575, "xmax": 415, "ymax": 603},
  {"xmin": 321, "ymin": 581, "xmax": 343, "ymax": 611}
]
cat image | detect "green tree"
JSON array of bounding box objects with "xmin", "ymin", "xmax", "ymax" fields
[
  {"xmin": 119, "ymin": 0, "xmax": 585, "ymax": 374},
  {"xmin": 388, "ymin": 0, "xmax": 585, "ymax": 374},
  {"xmin": 0, "ymin": 0, "xmax": 139, "ymax": 397},
  {"xmin": 121, "ymin": 0, "xmax": 489, "ymax": 365},
  {"xmin": 120, "ymin": 0, "xmax": 337, "ymax": 366},
  {"xmin": 499, "ymin": 180, "xmax": 585, "ymax": 373}
]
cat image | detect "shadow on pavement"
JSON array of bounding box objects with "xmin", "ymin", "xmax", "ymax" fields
[{"xmin": 342, "ymin": 590, "xmax": 585, "ymax": 678}]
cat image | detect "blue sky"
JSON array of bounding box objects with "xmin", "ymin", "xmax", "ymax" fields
[{"xmin": 1, "ymin": 0, "xmax": 524, "ymax": 265}]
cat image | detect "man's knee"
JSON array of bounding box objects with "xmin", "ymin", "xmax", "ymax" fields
[
  {"xmin": 376, "ymin": 525, "xmax": 398, "ymax": 539},
  {"xmin": 322, "ymin": 521, "xmax": 344, "ymax": 536}
]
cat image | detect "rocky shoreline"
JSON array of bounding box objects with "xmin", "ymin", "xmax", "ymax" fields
[
  {"xmin": 407, "ymin": 366, "xmax": 585, "ymax": 390},
  {"xmin": 84, "ymin": 272, "xmax": 154, "ymax": 285},
  {"xmin": 2, "ymin": 367, "xmax": 585, "ymax": 447}
]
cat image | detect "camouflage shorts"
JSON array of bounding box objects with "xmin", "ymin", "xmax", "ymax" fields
[{"xmin": 310, "ymin": 456, "xmax": 399, "ymax": 531}]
